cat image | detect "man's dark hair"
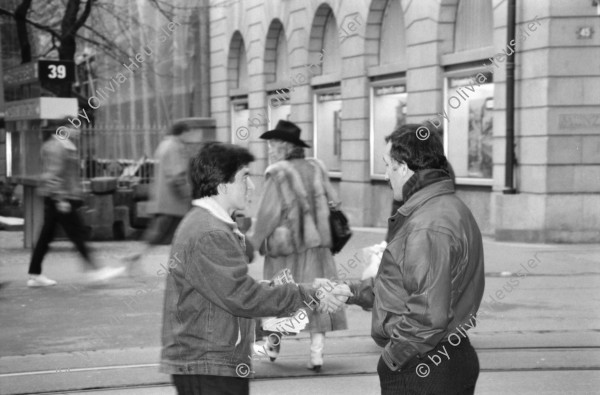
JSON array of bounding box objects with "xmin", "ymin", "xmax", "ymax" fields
[
  {"xmin": 169, "ymin": 121, "xmax": 190, "ymax": 136},
  {"xmin": 385, "ymin": 123, "xmax": 448, "ymax": 172},
  {"xmin": 190, "ymin": 142, "xmax": 255, "ymax": 198}
]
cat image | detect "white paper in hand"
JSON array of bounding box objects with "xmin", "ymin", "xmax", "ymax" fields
[
  {"xmin": 361, "ymin": 241, "xmax": 387, "ymax": 280},
  {"xmin": 262, "ymin": 309, "xmax": 309, "ymax": 334}
]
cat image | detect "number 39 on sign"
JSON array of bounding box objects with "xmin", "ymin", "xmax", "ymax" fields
[
  {"xmin": 39, "ymin": 60, "xmax": 75, "ymax": 83},
  {"xmin": 48, "ymin": 64, "xmax": 66, "ymax": 79}
]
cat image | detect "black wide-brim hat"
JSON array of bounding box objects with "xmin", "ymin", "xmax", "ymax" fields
[{"xmin": 260, "ymin": 120, "xmax": 311, "ymax": 148}]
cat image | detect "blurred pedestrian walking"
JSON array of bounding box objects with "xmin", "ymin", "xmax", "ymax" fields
[
  {"xmin": 247, "ymin": 120, "xmax": 348, "ymax": 372},
  {"xmin": 27, "ymin": 121, "xmax": 125, "ymax": 287},
  {"xmin": 123, "ymin": 120, "xmax": 193, "ymax": 271}
]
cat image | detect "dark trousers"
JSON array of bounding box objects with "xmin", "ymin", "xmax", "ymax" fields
[
  {"xmin": 28, "ymin": 198, "xmax": 96, "ymax": 275},
  {"xmin": 143, "ymin": 214, "xmax": 183, "ymax": 245},
  {"xmin": 172, "ymin": 374, "xmax": 249, "ymax": 395},
  {"xmin": 378, "ymin": 336, "xmax": 480, "ymax": 395}
]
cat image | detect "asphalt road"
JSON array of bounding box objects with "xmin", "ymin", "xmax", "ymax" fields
[{"xmin": 1, "ymin": 229, "xmax": 599, "ymax": 394}]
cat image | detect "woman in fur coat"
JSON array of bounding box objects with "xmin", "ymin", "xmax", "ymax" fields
[{"xmin": 247, "ymin": 120, "xmax": 347, "ymax": 372}]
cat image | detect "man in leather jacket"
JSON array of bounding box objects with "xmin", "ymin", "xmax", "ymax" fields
[{"xmin": 338, "ymin": 124, "xmax": 485, "ymax": 394}]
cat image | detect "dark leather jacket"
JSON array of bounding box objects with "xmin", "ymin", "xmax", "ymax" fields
[{"xmin": 347, "ymin": 173, "xmax": 485, "ymax": 370}]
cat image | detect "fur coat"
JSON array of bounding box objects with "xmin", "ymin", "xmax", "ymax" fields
[{"xmin": 254, "ymin": 158, "xmax": 333, "ymax": 256}]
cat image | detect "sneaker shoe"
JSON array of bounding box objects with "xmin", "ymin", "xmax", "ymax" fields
[
  {"xmin": 122, "ymin": 253, "xmax": 141, "ymax": 264},
  {"xmin": 121, "ymin": 254, "xmax": 142, "ymax": 277},
  {"xmin": 27, "ymin": 274, "xmax": 57, "ymax": 287},
  {"xmin": 86, "ymin": 266, "xmax": 126, "ymax": 283}
]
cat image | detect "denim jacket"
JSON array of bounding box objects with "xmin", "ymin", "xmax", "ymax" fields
[{"xmin": 160, "ymin": 203, "xmax": 315, "ymax": 377}]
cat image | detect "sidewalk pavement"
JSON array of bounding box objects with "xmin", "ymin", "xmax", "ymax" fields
[{"xmin": 1, "ymin": 228, "xmax": 599, "ymax": 394}]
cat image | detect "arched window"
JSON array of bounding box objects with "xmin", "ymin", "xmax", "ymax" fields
[
  {"xmin": 229, "ymin": 32, "xmax": 250, "ymax": 146},
  {"xmin": 367, "ymin": 0, "xmax": 408, "ymax": 179},
  {"xmin": 320, "ymin": 11, "xmax": 341, "ymax": 75},
  {"xmin": 310, "ymin": 5, "xmax": 342, "ymax": 175},
  {"xmin": 441, "ymin": 0, "xmax": 495, "ymax": 184},
  {"xmin": 380, "ymin": 0, "xmax": 406, "ymax": 66},
  {"xmin": 265, "ymin": 20, "xmax": 291, "ymax": 131},
  {"xmin": 454, "ymin": 0, "xmax": 494, "ymax": 52}
]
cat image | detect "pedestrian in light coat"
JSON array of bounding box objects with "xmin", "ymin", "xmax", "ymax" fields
[{"xmin": 247, "ymin": 120, "xmax": 348, "ymax": 372}]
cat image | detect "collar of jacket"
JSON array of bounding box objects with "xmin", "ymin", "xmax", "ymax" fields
[
  {"xmin": 398, "ymin": 169, "xmax": 454, "ymax": 217},
  {"xmin": 191, "ymin": 197, "xmax": 245, "ymax": 242},
  {"xmin": 167, "ymin": 134, "xmax": 183, "ymax": 143}
]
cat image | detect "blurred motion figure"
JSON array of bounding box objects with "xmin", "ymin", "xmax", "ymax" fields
[
  {"xmin": 27, "ymin": 121, "xmax": 125, "ymax": 287},
  {"xmin": 123, "ymin": 120, "xmax": 193, "ymax": 270}
]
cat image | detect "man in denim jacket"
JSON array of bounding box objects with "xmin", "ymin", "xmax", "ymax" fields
[{"xmin": 160, "ymin": 142, "xmax": 351, "ymax": 395}]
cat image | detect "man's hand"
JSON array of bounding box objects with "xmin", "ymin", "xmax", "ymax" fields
[
  {"xmin": 55, "ymin": 200, "xmax": 72, "ymax": 213},
  {"xmin": 315, "ymin": 282, "xmax": 353, "ymax": 314},
  {"xmin": 311, "ymin": 278, "xmax": 333, "ymax": 288}
]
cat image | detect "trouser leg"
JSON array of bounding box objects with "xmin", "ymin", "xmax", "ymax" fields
[
  {"xmin": 28, "ymin": 198, "xmax": 58, "ymax": 275},
  {"xmin": 56, "ymin": 200, "xmax": 97, "ymax": 270},
  {"xmin": 378, "ymin": 336, "xmax": 480, "ymax": 395},
  {"xmin": 172, "ymin": 374, "xmax": 249, "ymax": 395}
]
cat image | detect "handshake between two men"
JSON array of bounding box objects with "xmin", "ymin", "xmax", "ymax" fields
[{"xmin": 308, "ymin": 278, "xmax": 353, "ymax": 314}]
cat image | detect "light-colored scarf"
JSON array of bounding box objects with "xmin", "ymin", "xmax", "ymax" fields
[{"xmin": 192, "ymin": 197, "xmax": 245, "ymax": 247}]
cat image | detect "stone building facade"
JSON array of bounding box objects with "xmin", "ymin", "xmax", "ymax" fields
[{"xmin": 209, "ymin": 0, "xmax": 600, "ymax": 243}]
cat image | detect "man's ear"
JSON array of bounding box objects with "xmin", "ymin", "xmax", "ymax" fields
[
  {"xmin": 217, "ymin": 184, "xmax": 228, "ymax": 195},
  {"xmin": 392, "ymin": 161, "xmax": 408, "ymax": 176}
]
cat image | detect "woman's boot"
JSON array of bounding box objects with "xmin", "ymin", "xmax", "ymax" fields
[{"xmin": 306, "ymin": 332, "xmax": 325, "ymax": 372}]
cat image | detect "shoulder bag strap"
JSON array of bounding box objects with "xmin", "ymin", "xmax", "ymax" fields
[{"xmin": 307, "ymin": 158, "xmax": 339, "ymax": 208}]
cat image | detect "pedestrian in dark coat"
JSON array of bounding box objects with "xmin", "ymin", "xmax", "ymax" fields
[
  {"xmin": 123, "ymin": 121, "xmax": 192, "ymax": 270},
  {"xmin": 335, "ymin": 124, "xmax": 485, "ymax": 394}
]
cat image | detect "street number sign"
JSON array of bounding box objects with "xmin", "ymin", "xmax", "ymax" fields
[{"xmin": 39, "ymin": 60, "xmax": 75, "ymax": 83}]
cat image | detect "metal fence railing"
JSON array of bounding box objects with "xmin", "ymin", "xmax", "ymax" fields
[{"xmin": 79, "ymin": 124, "xmax": 167, "ymax": 184}]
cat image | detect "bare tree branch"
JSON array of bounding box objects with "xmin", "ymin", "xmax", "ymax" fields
[
  {"xmin": 14, "ymin": 0, "xmax": 33, "ymax": 62},
  {"xmin": 59, "ymin": 0, "xmax": 95, "ymax": 59},
  {"xmin": 147, "ymin": 0, "xmax": 174, "ymax": 23},
  {"xmin": 1, "ymin": 2, "xmax": 64, "ymax": 62},
  {"xmin": 79, "ymin": 25, "xmax": 130, "ymax": 61},
  {"xmin": 74, "ymin": 0, "xmax": 94, "ymax": 31},
  {"xmin": 0, "ymin": 6, "xmax": 62, "ymax": 39}
]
